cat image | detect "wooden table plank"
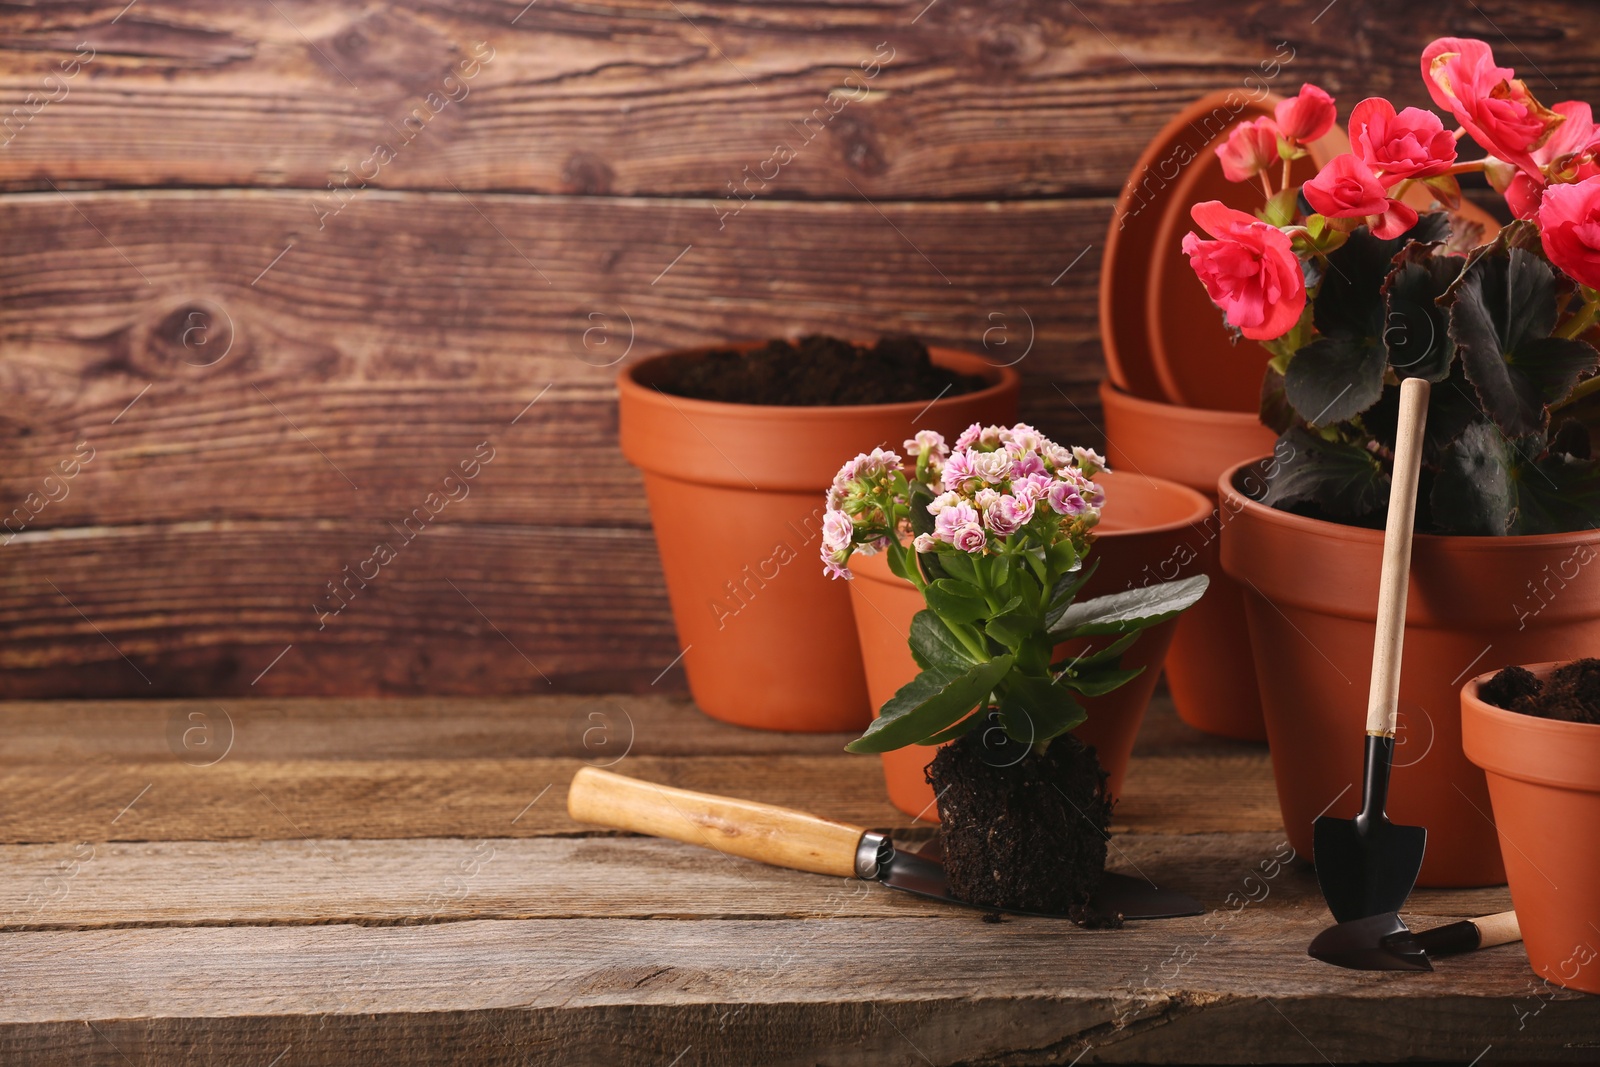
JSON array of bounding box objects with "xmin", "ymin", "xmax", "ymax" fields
[
  {"xmin": 0, "ymin": 833, "xmax": 1517, "ymax": 932},
  {"xmin": 0, "ymin": 915, "xmax": 1590, "ymax": 1065}
]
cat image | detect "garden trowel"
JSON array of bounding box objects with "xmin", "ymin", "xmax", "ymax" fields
[
  {"xmin": 1309, "ymin": 909, "xmax": 1521, "ymax": 971},
  {"xmin": 1313, "ymin": 376, "xmax": 1430, "ymax": 922},
  {"xmin": 567, "ymin": 766, "xmax": 1202, "ymax": 920}
]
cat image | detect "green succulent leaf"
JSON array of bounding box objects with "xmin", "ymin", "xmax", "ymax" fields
[
  {"xmin": 1050, "ymin": 631, "xmax": 1142, "ymax": 673},
  {"xmin": 1047, "ymin": 558, "xmax": 1099, "ymax": 615},
  {"xmin": 846, "ymin": 654, "xmax": 1015, "ymax": 753},
  {"xmin": 908, "ymin": 608, "xmax": 978, "ymax": 672},
  {"xmin": 997, "ymin": 672, "xmax": 1087, "ymax": 745},
  {"xmin": 1057, "ymin": 661, "xmax": 1147, "ymax": 697},
  {"xmin": 936, "ymin": 549, "xmax": 978, "ymax": 584},
  {"xmin": 886, "ymin": 543, "xmax": 918, "ymax": 583},
  {"xmin": 986, "ymin": 600, "xmax": 1042, "ymax": 651},
  {"xmin": 1257, "ymin": 426, "xmax": 1387, "ymax": 520},
  {"xmin": 923, "ymin": 579, "xmax": 988, "ymax": 625},
  {"xmin": 907, "ymin": 485, "xmax": 937, "ymax": 537},
  {"xmin": 1048, "ymin": 575, "xmax": 1210, "ymax": 638},
  {"xmin": 1448, "ymin": 247, "xmax": 1600, "ymax": 438}
]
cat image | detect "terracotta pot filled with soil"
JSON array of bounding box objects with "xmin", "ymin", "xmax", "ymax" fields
[
  {"xmin": 1220, "ymin": 459, "xmax": 1600, "ymax": 887},
  {"xmin": 1099, "ymin": 380, "xmax": 1275, "ymax": 741},
  {"xmin": 848, "ymin": 468, "xmax": 1213, "ymax": 818},
  {"xmin": 1465, "ymin": 661, "xmax": 1600, "ymax": 994},
  {"xmin": 618, "ymin": 335, "xmax": 1019, "ymax": 732}
]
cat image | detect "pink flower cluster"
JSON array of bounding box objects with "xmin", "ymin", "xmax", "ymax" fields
[
  {"xmin": 1188, "ymin": 38, "xmax": 1600, "ymax": 343},
  {"xmin": 819, "ymin": 423, "xmax": 1107, "ymax": 579}
]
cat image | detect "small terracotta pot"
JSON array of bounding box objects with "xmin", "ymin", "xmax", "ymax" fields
[
  {"xmin": 618, "ymin": 345, "xmax": 1019, "ymax": 732},
  {"xmin": 1463, "ymin": 666, "xmax": 1600, "ymax": 995},
  {"xmin": 849, "ymin": 469, "xmax": 1214, "ymax": 819},
  {"xmin": 1100, "ymin": 380, "xmax": 1275, "ymax": 741},
  {"xmin": 1220, "ymin": 459, "xmax": 1600, "ymax": 887}
]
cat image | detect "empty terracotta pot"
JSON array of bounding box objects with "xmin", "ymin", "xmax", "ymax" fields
[
  {"xmin": 1100, "ymin": 380, "xmax": 1275, "ymax": 741},
  {"xmin": 848, "ymin": 469, "xmax": 1214, "ymax": 819},
  {"xmin": 1463, "ymin": 666, "xmax": 1600, "ymax": 994},
  {"xmin": 1221, "ymin": 459, "xmax": 1600, "ymax": 887},
  {"xmin": 618, "ymin": 345, "xmax": 1019, "ymax": 732}
]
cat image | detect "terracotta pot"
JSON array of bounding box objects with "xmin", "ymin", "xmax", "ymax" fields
[
  {"xmin": 1100, "ymin": 380, "xmax": 1275, "ymax": 741},
  {"xmin": 1220, "ymin": 460, "xmax": 1600, "ymax": 887},
  {"xmin": 1463, "ymin": 666, "xmax": 1600, "ymax": 994},
  {"xmin": 848, "ymin": 469, "xmax": 1214, "ymax": 819},
  {"xmin": 1465, "ymin": 668, "xmax": 1600, "ymax": 991},
  {"xmin": 618, "ymin": 345, "xmax": 1019, "ymax": 732}
]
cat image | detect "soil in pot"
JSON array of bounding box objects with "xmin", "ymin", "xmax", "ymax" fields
[
  {"xmin": 649, "ymin": 334, "xmax": 989, "ymax": 406},
  {"xmin": 1480, "ymin": 660, "xmax": 1600, "ymax": 724},
  {"xmin": 927, "ymin": 715, "xmax": 1113, "ymax": 917}
]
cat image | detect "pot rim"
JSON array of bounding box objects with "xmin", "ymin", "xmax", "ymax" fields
[
  {"xmin": 1098, "ymin": 379, "xmax": 1271, "ymax": 429},
  {"xmin": 1463, "ymin": 663, "xmax": 1600, "ymax": 791},
  {"xmin": 618, "ymin": 342, "xmax": 1021, "ymax": 421},
  {"xmin": 1219, "ymin": 457, "xmax": 1600, "ymax": 549}
]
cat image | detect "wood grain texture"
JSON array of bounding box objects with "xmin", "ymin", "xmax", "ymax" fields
[
  {"xmin": 1, "ymin": 916, "xmax": 1592, "ymax": 1066},
  {"xmin": 1, "ymin": 833, "xmax": 1522, "ymax": 931},
  {"xmin": 0, "ymin": 1, "xmax": 1595, "ymax": 199},
  {"xmin": 0, "ymin": 190, "xmax": 1105, "ymax": 529},
  {"xmin": 0, "ymin": 752, "xmax": 1284, "ymax": 844}
]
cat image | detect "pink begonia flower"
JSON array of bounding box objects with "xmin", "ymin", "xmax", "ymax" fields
[
  {"xmin": 934, "ymin": 502, "xmax": 979, "ymax": 542},
  {"xmin": 970, "ymin": 450, "xmax": 1013, "ymax": 485},
  {"xmin": 1011, "ymin": 452, "xmax": 1046, "ymax": 478},
  {"xmin": 1043, "ymin": 443, "xmax": 1074, "ymax": 470},
  {"xmin": 1348, "ymin": 98, "xmax": 1458, "ymax": 182},
  {"xmin": 1072, "ymin": 446, "xmax": 1107, "ymax": 476},
  {"xmin": 821, "ymin": 509, "xmax": 853, "ymax": 554},
  {"xmin": 927, "ymin": 490, "xmax": 959, "ymax": 515},
  {"xmin": 940, "ymin": 450, "xmax": 974, "ymax": 491},
  {"xmin": 1082, "ymin": 481, "xmax": 1107, "ymax": 508},
  {"xmin": 973, "ymin": 488, "xmax": 1000, "ymax": 512},
  {"xmin": 1539, "ymin": 175, "xmax": 1600, "ymax": 290},
  {"xmin": 902, "ymin": 429, "xmax": 949, "ymax": 457},
  {"xmin": 951, "ymin": 523, "xmax": 987, "ymax": 553},
  {"xmin": 1275, "ymin": 84, "xmax": 1337, "ymax": 143},
  {"xmin": 954, "ymin": 422, "xmax": 983, "ymax": 449},
  {"xmin": 822, "ymin": 559, "xmax": 852, "ymax": 581},
  {"xmin": 1506, "ymin": 101, "xmax": 1600, "ymax": 219},
  {"xmin": 1216, "ymin": 116, "xmax": 1282, "ymax": 183},
  {"xmin": 912, "ymin": 533, "xmax": 939, "ymax": 553},
  {"xmin": 1422, "ymin": 37, "xmax": 1564, "ymax": 179},
  {"xmin": 1303, "ymin": 154, "xmax": 1419, "ymax": 239},
  {"xmin": 1181, "ymin": 201, "xmax": 1307, "ymax": 341},
  {"xmin": 1046, "ymin": 481, "xmax": 1087, "ymax": 516}
]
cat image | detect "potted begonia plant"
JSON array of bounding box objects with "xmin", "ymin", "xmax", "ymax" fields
[
  {"xmin": 819, "ymin": 424, "xmax": 1208, "ymax": 913},
  {"xmin": 1181, "ymin": 37, "xmax": 1600, "ymax": 887}
]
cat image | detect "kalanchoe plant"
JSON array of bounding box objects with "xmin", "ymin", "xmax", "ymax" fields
[
  {"xmin": 1184, "ymin": 40, "xmax": 1600, "ymax": 535},
  {"xmin": 820, "ymin": 423, "xmax": 1209, "ymax": 756}
]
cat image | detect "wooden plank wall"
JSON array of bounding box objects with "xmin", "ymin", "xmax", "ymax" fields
[{"xmin": 0, "ymin": 1, "xmax": 1595, "ymax": 696}]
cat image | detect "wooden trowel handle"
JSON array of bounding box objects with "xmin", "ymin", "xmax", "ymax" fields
[
  {"xmin": 567, "ymin": 767, "xmax": 866, "ymax": 878},
  {"xmin": 1367, "ymin": 376, "xmax": 1430, "ymax": 737},
  {"xmin": 1418, "ymin": 910, "xmax": 1522, "ymax": 955}
]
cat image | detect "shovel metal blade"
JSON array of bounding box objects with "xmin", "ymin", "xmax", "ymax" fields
[
  {"xmin": 1308, "ymin": 911, "xmax": 1432, "ymax": 971},
  {"xmin": 1313, "ymin": 812, "xmax": 1427, "ymax": 924},
  {"xmin": 879, "ymin": 845, "xmax": 1204, "ymax": 921}
]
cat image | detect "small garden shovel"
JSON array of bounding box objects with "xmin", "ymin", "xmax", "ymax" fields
[
  {"xmin": 567, "ymin": 766, "xmax": 1203, "ymax": 920},
  {"xmin": 1309, "ymin": 909, "xmax": 1521, "ymax": 971},
  {"xmin": 1313, "ymin": 375, "xmax": 1430, "ymax": 923}
]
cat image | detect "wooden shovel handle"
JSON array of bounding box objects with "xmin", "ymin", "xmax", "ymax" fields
[
  {"xmin": 1471, "ymin": 910, "xmax": 1522, "ymax": 949},
  {"xmin": 567, "ymin": 766, "xmax": 866, "ymax": 878},
  {"xmin": 1367, "ymin": 377, "xmax": 1430, "ymax": 737}
]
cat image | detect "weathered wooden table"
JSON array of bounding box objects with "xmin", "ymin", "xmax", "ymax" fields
[{"xmin": 2, "ymin": 693, "xmax": 1595, "ymax": 1064}]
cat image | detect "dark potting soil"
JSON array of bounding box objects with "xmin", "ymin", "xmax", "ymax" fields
[
  {"xmin": 649, "ymin": 334, "xmax": 989, "ymax": 406},
  {"xmin": 925, "ymin": 719, "xmax": 1119, "ymax": 924},
  {"xmin": 1481, "ymin": 660, "xmax": 1600, "ymax": 725}
]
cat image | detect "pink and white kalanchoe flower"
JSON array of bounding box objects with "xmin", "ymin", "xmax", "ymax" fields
[{"xmin": 820, "ymin": 422, "xmax": 1107, "ymax": 579}]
